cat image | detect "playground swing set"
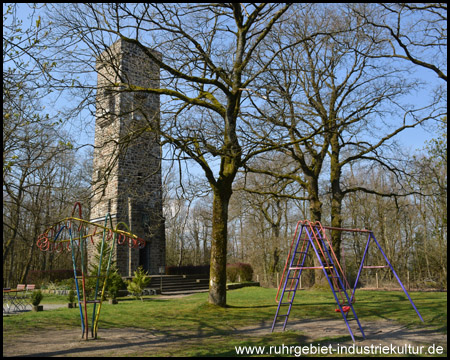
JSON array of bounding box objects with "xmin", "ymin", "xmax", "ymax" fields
[
  {"xmin": 271, "ymin": 220, "xmax": 424, "ymax": 342},
  {"xmin": 36, "ymin": 202, "xmax": 145, "ymax": 340}
]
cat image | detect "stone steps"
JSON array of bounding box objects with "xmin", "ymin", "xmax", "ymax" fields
[{"xmin": 125, "ymin": 274, "xmax": 210, "ymax": 295}]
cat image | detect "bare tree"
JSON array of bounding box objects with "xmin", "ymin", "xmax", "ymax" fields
[
  {"xmin": 3, "ymin": 4, "xmax": 88, "ymax": 286},
  {"xmin": 342, "ymin": 148, "xmax": 447, "ymax": 290},
  {"xmin": 234, "ymin": 161, "xmax": 296, "ymax": 285},
  {"xmin": 44, "ymin": 3, "xmax": 309, "ymax": 306},
  {"xmin": 349, "ymin": 3, "xmax": 447, "ymax": 82},
  {"xmin": 242, "ymin": 4, "xmax": 445, "ymax": 282}
]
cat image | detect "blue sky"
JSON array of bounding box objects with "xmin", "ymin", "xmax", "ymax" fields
[{"xmin": 6, "ymin": 3, "xmax": 445, "ymax": 162}]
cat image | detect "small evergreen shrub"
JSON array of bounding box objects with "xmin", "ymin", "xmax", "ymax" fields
[
  {"xmin": 127, "ymin": 266, "xmax": 151, "ymax": 300},
  {"xmin": 67, "ymin": 290, "xmax": 75, "ymax": 303},
  {"xmin": 31, "ymin": 290, "xmax": 44, "ymax": 306},
  {"xmin": 87, "ymin": 241, "xmax": 125, "ymax": 300},
  {"xmin": 107, "ymin": 269, "xmax": 124, "ymax": 300}
]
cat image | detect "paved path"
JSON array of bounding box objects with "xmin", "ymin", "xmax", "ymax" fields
[
  {"xmin": 3, "ymin": 319, "xmax": 446, "ymax": 357},
  {"xmin": 3, "ymin": 303, "xmax": 66, "ymax": 316}
]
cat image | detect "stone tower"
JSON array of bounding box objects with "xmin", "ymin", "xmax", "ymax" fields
[{"xmin": 90, "ymin": 38, "xmax": 165, "ymax": 276}]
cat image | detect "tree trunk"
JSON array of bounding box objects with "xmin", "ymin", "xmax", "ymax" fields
[
  {"xmin": 208, "ymin": 186, "xmax": 232, "ymax": 307},
  {"xmin": 203, "ymin": 222, "xmax": 209, "ymax": 265},
  {"xmin": 20, "ymin": 226, "xmax": 39, "ymax": 284},
  {"xmin": 307, "ymin": 179, "xmax": 326, "ymax": 286},
  {"xmin": 330, "ymin": 193, "xmax": 343, "ymax": 264},
  {"xmin": 306, "ymin": 177, "xmax": 322, "ymax": 222},
  {"xmin": 330, "ymin": 133, "xmax": 343, "ymax": 264}
]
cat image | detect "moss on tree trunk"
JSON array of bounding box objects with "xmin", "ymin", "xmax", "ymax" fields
[{"xmin": 208, "ymin": 186, "xmax": 232, "ymax": 307}]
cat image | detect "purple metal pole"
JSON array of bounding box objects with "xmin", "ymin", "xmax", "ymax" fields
[
  {"xmin": 369, "ymin": 233, "xmax": 424, "ymax": 322},
  {"xmin": 314, "ymin": 225, "xmax": 365, "ymax": 340},
  {"xmin": 271, "ymin": 225, "xmax": 305, "ymax": 332},
  {"xmin": 351, "ymin": 233, "xmax": 372, "ymax": 303},
  {"xmin": 306, "ymin": 225, "xmax": 358, "ymax": 342}
]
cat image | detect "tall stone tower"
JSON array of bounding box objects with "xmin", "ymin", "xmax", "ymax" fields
[{"xmin": 90, "ymin": 38, "xmax": 165, "ymax": 276}]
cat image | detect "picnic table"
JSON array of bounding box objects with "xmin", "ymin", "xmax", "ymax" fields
[{"xmin": 3, "ymin": 285, "xmax": 35, "ymax": 314}]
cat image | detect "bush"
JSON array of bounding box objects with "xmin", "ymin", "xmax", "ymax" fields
[
  {"xmin": 107, "ymin": 269, "xmax": 125, "ymax": 300},
  {"xmin": 31, "ymin": 290, "xmax": 44, "ymax": 306},
  {"xmin": 226, "ymin": 263, "xmax": 253, "ymax": 282},
  {"xmin": 42, "ymin": 278, "xmax": 75, "ymax": 291},
  {"xmin": 87, "ymin": 240, "xmax": 125, "ymax": 300},
  {"xmin": 226, "ymin": 264, "xmax": 239, "ymax": 282},
  {"xmin": 67, "ymin": 290, "xmax": 76, "ymax": 303},
  {"xmin": 57, "ymin": 278, "xmax": 76, "ymax": 290},
  {"xmin": 127, "ymin": 266, "xmax": 151, "ymax": 300},
  {"xmin": 239, "ymin": 263, "xmax": 254, "ymax": 281}
]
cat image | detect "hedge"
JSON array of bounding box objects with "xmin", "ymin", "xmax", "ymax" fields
[
  {"xmin": 226, "ymin": 263, "xmax": 253, "ymax": 282},
  {"xmin": 166, "ymin": 265, "xmax": 210, "ymax": 276},
  {"xmin": 26, "ymin": 269, "xmax": 79, "ymax": 288}
]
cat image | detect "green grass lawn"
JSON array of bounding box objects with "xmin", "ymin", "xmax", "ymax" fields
[{"xmin": 3, "ymin": 287, "xmax": 447, "ymax": 356}]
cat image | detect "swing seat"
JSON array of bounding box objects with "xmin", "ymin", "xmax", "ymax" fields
[{"xmin": 335, "ymin": 306, "xmax": 351, "ymax": 313}]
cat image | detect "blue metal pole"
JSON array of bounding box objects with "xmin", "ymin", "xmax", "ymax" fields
[
  {"xmin": 282, "ymin": 236, "xmax": 311, "ymax": 331},
  {"xmin": 272, "ymin": 225, "xmax": 305, "ymax": 332},
  {"xmin": 369, "ymin": 233, "xmax": 424, "ymax": 322},
  {"xmin": 306, "ymin": 225, "xmax": 357, "ymax": 342},
  {"xmin": 68, "ymin": 226, "xmax": 85, "ymax": 336},
  {"xmin": 351, "ymin": 233, "xmax": 372, "ymax": 303},
  {"xmin": 315, "ymin": 226, "xmax": 365, "ymax": 339}
]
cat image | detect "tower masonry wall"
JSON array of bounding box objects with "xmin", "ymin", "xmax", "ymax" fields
[{"xmin": 90, "ymin": 39, "xmax": 165, "ymax": 276}]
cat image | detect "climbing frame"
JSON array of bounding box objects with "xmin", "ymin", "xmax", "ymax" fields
[
  {"xmin": 272, "ymin": 220, "xmax": 424, "ymax": 342},
  {"xmin": 272, "ymin": 220, "xmax": 364, "ymax": 342},
  {"xmin": 36, "ymin": 202, "xmax": 145, "ymax": 340}
]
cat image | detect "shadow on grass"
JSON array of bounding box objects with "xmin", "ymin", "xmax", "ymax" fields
[
  {"xmin": 225, "ymin": 304, "xmax": 275, "ymax": 309},
  {"xmin": 8, "ymin": 322, "xmax": 310, "ymax": 357},
  {"xmin": 110, "ymin": 297, "xmax": 170, "ymax": 303}
]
